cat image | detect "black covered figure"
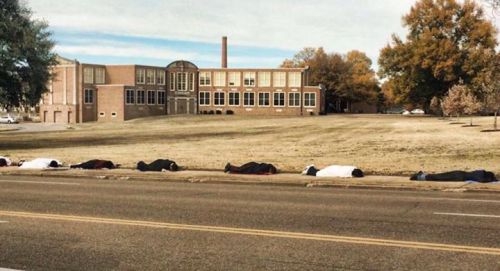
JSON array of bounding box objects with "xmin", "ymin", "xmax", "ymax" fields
[
  {"xmin": 410, "ymin": 170, "xmax": 498, "ymax": 183},
  {"xmin": 137, "ymin": 159, "xmax": 179, "ymax": 172},
  {"xmin": 70, "ymin": 159, "xmax": 117, "ymax": 169},
  {"xmin": 224, "ymin": 162, "xmax": 277, "ymax": 175},
  {"xmin": 0, "ymin": 158, "xmax": 7, "ymax": 167}
]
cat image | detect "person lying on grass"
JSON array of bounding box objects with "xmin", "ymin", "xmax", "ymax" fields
[
  {"xmin": 18, "ymin": 158, "xmax": 62, "ymax": 169},
  {"xmin": 136, "ymin": 159, "xmax": 179, "ymax": 172},
  {"xmin": 70, "ymin": 159, "xmax": 119, "ymax": 170},
  {"xmin": 0, "ymin": 156, "xmax": 12, "ymax": 167},
  {"xmin": 224, "ymin": 162, "xmax": 277, "ymax": 175},
  {"xmin": 410, "ymin": 170, "xmax": 498, "ymax": 183},
  {"xmin": 302, "ymin": 165, "xmax": 364, "ymax": 178}
]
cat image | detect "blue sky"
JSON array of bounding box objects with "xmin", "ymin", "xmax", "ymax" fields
[{"xmin": 27, "ymin": 0, "xmax": 498, "ymax": 69}]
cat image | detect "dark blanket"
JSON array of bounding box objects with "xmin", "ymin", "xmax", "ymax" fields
[
  {"xmin": 0, "ymin": 158, "xmax": 7, "ymax": 167},
  {"xmin": 225, "ymin": 162, "xmax": 277, "ymax": 175},
  {"xmin": 137, "ymin": 159, "xmax": 178, "ymax": 172},
  {"xmin": 70, "ymin": 159, "xmax": 116, "ymax": 169},
  {"xmin": 411, "ymin": 170, "xmax": 498, "ymax": 183}
]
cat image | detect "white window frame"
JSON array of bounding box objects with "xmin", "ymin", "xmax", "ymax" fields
[
  {"xmin": 146, "ymin": 69, "xmax": 155, "ymax": 85},
  {"xmin": 288, "ymin": 92, "xmax": 301, "ymax": 107},
  {"xmin": 136, "ymin": 90, "xmax": 145, "ymax": 105},
  {"xmin": 228, "ymin": 92, "xmax": 240, "ymax": 106},
  {"xmin": 95, "ymin": 67, "xmax": 105, "ymax": 84},
  {"xmin": 83, "ymin": 67, "xmax": 94, "ymax": 84},
  {"xmin": 243, "ymin": 72, "xmax": 256, "ymax": 87},
  {"xmin": 84, "ymin": 88, "xmax": 93, "ymax": 104},
  {"xmin": 258, "ymin": 92, "xmax": 270, "ymax": 107},
  {"xmin": 273, "ymin": 92, "xmax": 285, "ymax": 107},
  {"xmin": 147, "ymin": 90, "xmax": 156, "ymax": 105},
  {"xmin": 125, "ymin": 89, "xmax": 135, "ymax": 105},
  {"xmin": 199, "ymin": 91, "xmax": 211, "ymax": 106},
  {"xmin": 228, "ymin": 72, "xmax": 241, "ymax": 87},
  {"xmin": 273, "ymin": 72, "xmax": 286, "ymax": 87},
  {"xmin": 157, "ymin": 90, "xmax": 165, "ymax": 105},
  {"xmin": 288, "ymin": 72, "xmax": 301, "ymax": 87},
  {"xmin": 169, "ymin": 73, "xmax": 175, "ymax": 91},
  {"xmin": 304, "ymin": 92, "xmax": 316, "ymax": 107},
  {"xmin": 177, "ymin": 72, "xmax": 187, "ymax": 91},
  {"xmin": 258, "ymin": 72, "xmax": 271, "ymax": 87},
  {"xmin": 111, "ymin": 112, "xmax": 117, "ymax": 117},
  {"xmin": 214, "ymin": 91, "xmax": 225, "ymax": 106},
  {"xmin": 214, "ymin": 71, "xmax": 226, "ymax": 87},
  {"xmin": 99, "ymin": 112, "xmax": 105, "ymax": 117},
  {"xmin": 188, "ymin": 73, "xmax": 195, "ymax": 91},
  {"xmin": 157, "ymin": 70, "xmax": 165, "ymax": 85},
  {"xmin": 243, "ymin": 92, "xmax": 255, "ymax": 107},
  {"xmin": 136, "ymin": 68, "xmax": 146, "ymax": 84},
  {"xmin": 199, "ymin": 71, "xmax": 211, "ymax": 86}
]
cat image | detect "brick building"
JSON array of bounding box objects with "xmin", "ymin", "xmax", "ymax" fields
[{"xmin": 40, "ymin": 37, "xmax": 327, "ymax": 123}]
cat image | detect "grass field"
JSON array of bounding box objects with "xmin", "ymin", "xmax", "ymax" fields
[{"xmin": 0, "ymin": 114, "xmax": 498, "ymax": 175}]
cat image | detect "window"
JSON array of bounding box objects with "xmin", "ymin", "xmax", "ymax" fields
[
  {"xmin": 228, "ymin": 72, "xmax": 241, "ymax": 86},
  {"xmin": 199, "ymin": 92, "xmax": 210, "ymax": 106},
  {"xmin": 288, "ymin": 72, "xmax": 301, "ymax": 87},
  {"xmin": 136, "ymin": 69, "xmax": 145, "ymax": 84},
  {"xmin": 157, "ymin": 90, "xmax": 165, "ymax": 105},
  {"xmin": 111, "ymin": 112, "xmax": 117, "ymax": 117},
  {"xmin": 258, "ymin": 72, "xmax": 271, "ymax": 87},
  {"xmin": 83, "ymin": 67, "xmax": 93, "ymax": 84},
  {"xmin": 84, "ymin": 89, "xmax": 93, "ymax": 104},
  {"xmin": 214, "ymin": 92, "xmax": 225, "ymax": 106},
  {"xmin": 125, "ymin": 89, "xmax": 135, "ymax": 105},
  {"xmin": 273, "ymin": 92, "xmax": 285, "ymax": 107},
  {"xmin": 188, "ymin": 73, "xmax": 195, "ymax": 91},
  {"xmin": 273, "ymin": 72, "xmax": 286, "ymax": 87},
  {"xmin": 304, "ymin": 92, "xmax": 316, "ymax": 107},
  {"xmin": 169, "ymin": 73, "xmax": 175, "ymax": 91},
  {"xmin": 176, "ymin": 72, "xmax": 187, "ymax": 91},
  {"xmin": 258, "ymin": 92, "xmax": 270, "ymax": 107},
  {"xmin": 146, "ymin": 69, "xmax": 155, "ymax": 85},
  {"xmin": 137, "ymin": 90, "xmax": 145, "ymax": 104},
  {"xmin": 95, "ymin": 67, "xmax": 105, "ymax": 84},
  {"xmin": 289, "ymin": 92, "xmax": 300, "ymax": 107},
  {"xmin": 243, "ymin": 72, "xmax": 256, "ymax": 87},
  {"xmin": 229, "ymin": 92, "xmax": 240, "ymax": 106},
  {"xmin": 99, "ymin": 112, "xmax": 105, "ymax": 117},
  {"xmin": 243, "ymin": 92, "xmax": 255, "ymax": 107},
  {"xmin": 199, "ymin": 71, "xmax": 211, "ymax": 86},
  {"xmin": 214, "ymin": 72, "xmax": 226, "ymax": 87},
  {"xmin": 157, "ymin": 70, "xmax": 165, "ymax": 85},
  {"xmin": 147, "ymin": 90, "xmax": 156, "ymax": 105}
]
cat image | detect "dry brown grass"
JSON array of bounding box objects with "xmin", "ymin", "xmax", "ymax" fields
[{"xmin": 0, "ymin": 114, "xmax": 498, "ymax": 175}]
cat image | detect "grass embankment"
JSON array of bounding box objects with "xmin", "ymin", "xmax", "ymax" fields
[{"xmin": 0, "ymin": 115, "xmax": 498, "ymax": 175}]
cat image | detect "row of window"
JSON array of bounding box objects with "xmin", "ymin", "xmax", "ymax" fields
[
  {"xmin": 83, "ymin": 67, "xmax": 105, "ymax": 84},
  {"xmin": 199, "ymin": 91, "xmax": 316, "ymax": 107},
  {"xmin": 199, "ymin": 71, "xmax": 301, "ymax": 88},
  {"xmin": 126, "ymin": 89, "xmax": 166, "ymax": 105},
  {"xmin": 169, "ymin": 72, "xmax": 195, "ymax": 91},
  {"xmin": 136, "ymin": 69, "xmax": 166, "ymax": 85},
  {"xmin": 83, "ymin": 89, "xmax": 166, "ymax": 105}
]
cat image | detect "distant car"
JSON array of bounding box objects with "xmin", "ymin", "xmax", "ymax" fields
[
  {"xmin": 0, "ymin": 115, "xmax": 18, "ymax": 124},
  {"xmin": 411, "ymin": 109, "xmax": 425, "ymax": 114},
  {"xmin": 402, "ymin": 110, "xmax": 411, "ymax": 115}
]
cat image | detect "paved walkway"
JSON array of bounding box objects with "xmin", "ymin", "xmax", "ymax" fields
[{"xmin": 0, "ymin": 168, "xmax": 498, "ymax": 193}]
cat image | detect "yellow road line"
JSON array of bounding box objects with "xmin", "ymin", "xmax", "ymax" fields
[{"xmin": 1, "ymin": 210, "xmax": 499, "ymax": 256}]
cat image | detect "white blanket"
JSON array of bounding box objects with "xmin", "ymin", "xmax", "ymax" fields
[
  {"xmin": 19, "ymin": 158, "xmax": 62, "ymax": 169},
  {"xmin": 316, "ymin": 165, "xmax": 357, "ymax": 178},
  {"xmin": 0, "ymin": 156, "xmax": 12, "ymax": 166}
]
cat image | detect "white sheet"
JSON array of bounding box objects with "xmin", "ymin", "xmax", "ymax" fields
[
  {"xmin": 316, "ymin": 165, "xmax": 357, "ymax": 178},
  {"xmin": 19, "ymin": 158, "xmax": 62, "ymax": 169}
]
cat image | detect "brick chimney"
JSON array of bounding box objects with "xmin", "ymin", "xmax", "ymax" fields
[{"xmin": 221, "ymin": 36, "xmax": 228, "ymax": 68}]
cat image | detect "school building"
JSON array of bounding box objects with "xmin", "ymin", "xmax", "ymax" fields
[{"xmin": 40, "ymin": 37, "xmax": 362, "ymax": 123}]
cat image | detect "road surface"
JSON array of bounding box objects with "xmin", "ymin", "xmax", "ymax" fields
[{"xmin": 0, "ymin": 176, "xmax": 499, "ymax": 270}]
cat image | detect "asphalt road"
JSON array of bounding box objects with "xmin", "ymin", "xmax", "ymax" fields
[{"xmin": 0, "ymin": 176, "xmax": 499, "ymax": 270}]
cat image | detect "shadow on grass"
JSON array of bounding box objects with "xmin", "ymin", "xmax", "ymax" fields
[
  {"xmin": 461, "ymin": 125, "xmax": 481, "ymax": 127},
  {"xmin": 480, "ymin": 129, "xmax": 500, "ymax": 133},
  {"xmin": 0, "ymin": 130, "xmax": 263, "ymax": 150},
  {"xmin": 449, "ymin": 122, "xmax": 466, "ymax": 125}
]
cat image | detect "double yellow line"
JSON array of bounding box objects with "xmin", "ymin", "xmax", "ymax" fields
[{"xmin": 1, "ymin": 210, "xmax": 499, "ymax": 256}]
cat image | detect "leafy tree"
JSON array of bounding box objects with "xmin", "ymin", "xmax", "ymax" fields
[
  {"xmin": 441, "ymin": 83, "xmax": 479, "ymax": 122},
  {"xmin": 463, "ymin": 89, "xmax": 482, "ymax": 126},
  {"xmin": 378, "ymin": 0, "xmax": 497, "ymax": 110},
  {"xmin": 429, "ymin": 96, "xmax": 442, "ymax": 116},
  {"xmin": 482, "ymin": 53, "xmax": 500, "ymax": 130},
  {"xmin": 0, "ymin": 0, "xmax": 57, "ymax": 110}
]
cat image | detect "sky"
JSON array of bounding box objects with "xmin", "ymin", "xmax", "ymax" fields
[{"xmin": 26, "ymin": 0, "xmax": 499, "ymax": 70}]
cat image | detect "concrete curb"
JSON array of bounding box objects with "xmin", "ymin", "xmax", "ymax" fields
[{"xmin": 0, "ymin": 168, "xmax": 499, "ymax": 193}]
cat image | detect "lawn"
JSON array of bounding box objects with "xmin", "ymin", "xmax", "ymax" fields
[{"xmin": 0, "ymin": 114, "xmax": 498, "ymax": 175}]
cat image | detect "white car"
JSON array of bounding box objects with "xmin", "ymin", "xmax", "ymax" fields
[
  {"xmin": 411, "ymin": 109, "xmax": 425, "ymax": 114},
  {"xmin": 0, "ymin": 115, "xmax": 18, "ymax": 124}
]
